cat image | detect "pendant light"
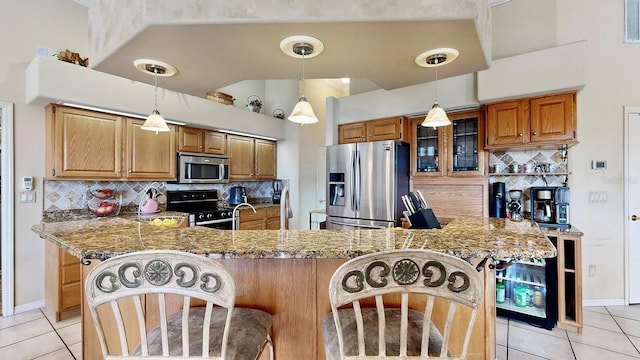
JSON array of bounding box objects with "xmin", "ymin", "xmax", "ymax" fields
[
  {"xmin": 288, "ymin": 42, "xmax": 317, "ymax": 125},
  {"xmin": 133, "ymin": 59, "xmax": 178, "ymax": 134},
  {"xmin": 280, "ymin": 35, "xmax": 324, "ymax": 125},
  {"xmin": 414, "ymin": 48, "xmax": 459, "ymax": 129}
]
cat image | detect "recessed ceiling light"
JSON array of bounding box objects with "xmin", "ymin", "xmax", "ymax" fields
[
  {"xmin": 280, "ymin": 35, "xmax": 324, "ymax": 59},
  {"xmin": 133, "ymin": 59, "xmax": 178, "ymax": 77},
  {"xmin": 414, "ymin": 48, "xmax": 459, "ymax": 68}
]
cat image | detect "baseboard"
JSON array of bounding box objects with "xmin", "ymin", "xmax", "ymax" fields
[
  {"xmin": 13, "ymin": 300, "xmax": 45, "ymax": 314},
  {"xmin": 583, "ymin": 298, "xmax": 626, "ymax": 307}
]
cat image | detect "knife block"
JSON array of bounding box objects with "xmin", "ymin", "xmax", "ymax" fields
[{"xmin": 408, "ymin": 208, "xmax": 441, "ymax": 229}]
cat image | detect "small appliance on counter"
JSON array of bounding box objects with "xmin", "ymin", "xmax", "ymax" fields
[
  {"xmin": 530, "ymin": 186, "xmax": 570, "ymax": 227},
  {"xmin": 508, "ymin": 189, "xmax": 524, "ymax": 221},
  {"xmin": 272, "ymin": 179, "xmax": 283, "ymax": 204},
  {"xmin": 229, "ymin": 186, "xmax": 247, "ymax": 205},
  {"xmin": 490, "ymin": 182, "xmax": 507, "ymax": 218}
]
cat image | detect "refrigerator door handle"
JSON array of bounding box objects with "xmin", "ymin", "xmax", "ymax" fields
[
  {"xmin": 351, "ymin": 150, "xmax": 357, "ymax": 211},
  {"xmin": 356, "ymin": 150, "xmax": 362, "ymax": 212}
]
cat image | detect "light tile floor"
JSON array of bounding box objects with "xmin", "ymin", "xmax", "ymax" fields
[
  {"xmin": 0, "ymin": 307, "xmax": 81, "ymax": 359},
  {"xmin": 498, "ymin": 305, "xmax": 640, "ymax": 359},
  {"xmin": 1, "ymin": 305, "xmax": 640, "ymax": 359}
]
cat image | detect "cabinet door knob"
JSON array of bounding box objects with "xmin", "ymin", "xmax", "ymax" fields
[
  {"xmin": 632, "ymin": 215, "xmax": 638, "ymax": 221},
  {"xmin": 532, "ymin": 131, "xmax": 538, "ymax": 135},
  {"xmin": 519, "ymin": 133, "xmax": 523, "ymax": 137}
]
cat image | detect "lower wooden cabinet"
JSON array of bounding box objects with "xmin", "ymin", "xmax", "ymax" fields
[
  {"xmin": 548, "ymin": 230, "xmax": 583, "ymax": 333},
  {"xmin": 238, "ymin": 206, "xmax": 281, "ymax": 230},
  {"xmin": 45, "ymin": 241, "xmax": 81, "ymax": 321}
]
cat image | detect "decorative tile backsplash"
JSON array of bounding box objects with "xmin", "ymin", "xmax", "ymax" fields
[
  {"xmin": 489, "ymin": 148, "xmax": 570, "ymax": 213},
  {"xmin": 43, "ymin": 180, "xmax": 285, "ymax": 212}
]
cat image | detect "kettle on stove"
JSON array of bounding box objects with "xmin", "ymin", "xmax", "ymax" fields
[{"xmin": 229, "ymin": 186, "xmax": 247, "ymax": 205}]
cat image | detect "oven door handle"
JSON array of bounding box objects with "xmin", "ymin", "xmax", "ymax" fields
[{"xmin": 194, "ymin": 218, "xmax": 234, "ymax": 225}]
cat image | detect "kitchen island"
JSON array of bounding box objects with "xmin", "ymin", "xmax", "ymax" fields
[{"xmin": 32, "ymin": 216, "xmax": 556, "ymax": 360}]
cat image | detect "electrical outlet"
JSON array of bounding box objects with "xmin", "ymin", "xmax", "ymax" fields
[
  {"xmin": 589, "ymin": 191, "xmax": 608, "ymax": 203},
  {"xmin": 588, "ymin": 265, "xmax": 597, "ymax": 277}
]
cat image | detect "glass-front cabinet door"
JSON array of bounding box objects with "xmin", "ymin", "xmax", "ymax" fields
[
  {"xmin": 410, "ymin": 109, "xmax": 485, "ymax": 177},
  {"xmin": 410, "ymin": 117, "xmax": 444, "ymax": 176},
  {"xmin": 446, "ymin": 109, "xmax": 485, "ymax": 176}
]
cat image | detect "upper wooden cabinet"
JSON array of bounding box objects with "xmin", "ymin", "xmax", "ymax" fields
[
  {"xmin": 125, "ymin": 118, "xmax": 177, "ymax": 179},
  {"xmin": 485, "ymin": 91, "xmax": 577, "ymax": 149},
  {"xmin": 178, "ymin": 126, "xmax": 226, "ymax": 155},
  {"xmin": 410, "ymin": 109, "xmax": 486, "ymax": 177},
  {"xmin": 46, "ymin": 104, "xmax": 177, "ymax": 180},
  {"xmin": 227, "ymin": 135, "xmax": 276, "ymax": 180},
  {"xmin": 338, "ymin": 116, "xmax": 408, "ymax": 144}
]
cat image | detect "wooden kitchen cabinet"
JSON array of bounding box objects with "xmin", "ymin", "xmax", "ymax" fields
[
  {"xmin": 178, "ymin": 126, "xmax": 226, "ymax": 155},
  {"xmin": 410, "ymin": 109, "xmax": 486, "ymax": 177},
  {"xmin": 548, "ymin": 231, "xmax": 583, "ymax": 333},
  {"xmin": 125, "ymin": 118, "xmax": 177, "ymax": 180},
  {"xmin": 45, "ymin": 241, "xmax": 81, "ymax": 321},
  {"xmin": 46, "ymin": 104, "xmax": 123, "ymax": 179},
  {"xmin": 338, "ymin": 116, "xmax": 408, "ymax": 144},
  {"xmin": 46, "ymin": 104, "xmax": 177, "ymax": 180},
  {"xmin": 485, "ymin": 91, "xmax": 577, "ymax": 149},
  {"xmin": 227, "ymin": 135, "xmax": 276, "ymax": 180},
  {"xmin": 265, "ymin": 206, "xmax": 282, "ymax": 229},
  {"xmin": 338, "ymin": 121, "xmax": 367, "ymax": 143},
  {"xmin": 238, "ymin": 206, "xmax": 281, "ymax": 230}
]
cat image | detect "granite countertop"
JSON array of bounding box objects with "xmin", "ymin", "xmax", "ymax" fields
[{"xmin": 31, "ymin": 216, "xmax": 556, "ymax": 262}]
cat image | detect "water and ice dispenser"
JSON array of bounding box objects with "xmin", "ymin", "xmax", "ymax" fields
[{"xmin": 328, "ymin": 173, "xmax": 345, "ymax": 206}]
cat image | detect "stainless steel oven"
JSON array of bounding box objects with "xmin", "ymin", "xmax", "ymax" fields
[
  {"xmin": 189, "ymin": 214, "xmax": 233, "ymax": 229},
  {"xmin": 166, "ymin": 190, "xmax": 234, "ymax": 229},
  {"xmin": 177, "ymin": 152, "xmax": 229, "ymax": 184}
]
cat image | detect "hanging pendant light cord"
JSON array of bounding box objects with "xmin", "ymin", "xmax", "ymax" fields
[
  {"xmin": 153, "ymin": 67, "xmax": 159, "ymax": 111},
  {"xmin": 434, "ymin": 58, "xmax": 439, "ymax": 103},
  {"xmin": 301, "ymin": 49, "xmax": 306, "ymax": 96}
]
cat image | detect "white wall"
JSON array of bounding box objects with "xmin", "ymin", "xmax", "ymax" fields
[
  {"xmin": 554, "ymin": 0, "xmax": 639, "ymax": 303},
  {"xmin": 0, "ymin": 0, "xmax": 89, "ymax": 307}
]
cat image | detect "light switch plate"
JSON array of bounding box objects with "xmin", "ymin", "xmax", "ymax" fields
[{"xmin": 19, "ymin": 191, "xmax": 36, "ymax": 203}]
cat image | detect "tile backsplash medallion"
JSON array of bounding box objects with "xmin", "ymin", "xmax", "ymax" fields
[
  {"xmin": 489, "ymin": 147, "xmax": 570, "ymax": 214},
  {"xmin": 44, "ymin": 180, "xmax": 284, "ymax": 213}
]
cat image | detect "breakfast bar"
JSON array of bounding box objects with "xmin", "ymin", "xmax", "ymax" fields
[{"xmin": 32, "ymin": 216, "xmax": 556, "ymax": 360}]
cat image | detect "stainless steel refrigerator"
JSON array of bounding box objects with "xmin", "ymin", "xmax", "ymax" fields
[{"xmin": 326, "ymin": 140, "xmax": 410, "ymax": 229}]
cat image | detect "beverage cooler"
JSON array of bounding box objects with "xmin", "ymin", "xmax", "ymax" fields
[{"xmin": 496, "ymin": 256, "xmax": 558, "ymax": 330}]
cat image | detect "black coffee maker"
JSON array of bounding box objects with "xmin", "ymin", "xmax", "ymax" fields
[{"xmin": 490, "ymin": 182, "xmax": 506, "ymax": 218}]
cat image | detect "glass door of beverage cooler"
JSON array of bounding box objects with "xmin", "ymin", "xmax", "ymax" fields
[{"xmin": 496, "ymin": 258, "xmax": 558, "ymax": 330}]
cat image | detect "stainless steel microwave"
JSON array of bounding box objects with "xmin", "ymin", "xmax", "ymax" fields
[{"xmin": 177, "ymin": 152, "xmax": 229, "ymax": 184}]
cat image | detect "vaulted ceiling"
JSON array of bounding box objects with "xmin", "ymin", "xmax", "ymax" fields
[{"xmin": 77, "ymin": 1, "xmax": 505, "ymax": 98}]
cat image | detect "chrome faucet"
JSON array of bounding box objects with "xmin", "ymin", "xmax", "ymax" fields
[{"xmin": 232, "ymin": 202, "xmax": 256, "ymax": 231}]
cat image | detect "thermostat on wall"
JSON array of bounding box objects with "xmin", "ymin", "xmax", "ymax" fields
[{"xmin": 592, "ymin": 160, "xmax": 607, "ymax": 170}]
